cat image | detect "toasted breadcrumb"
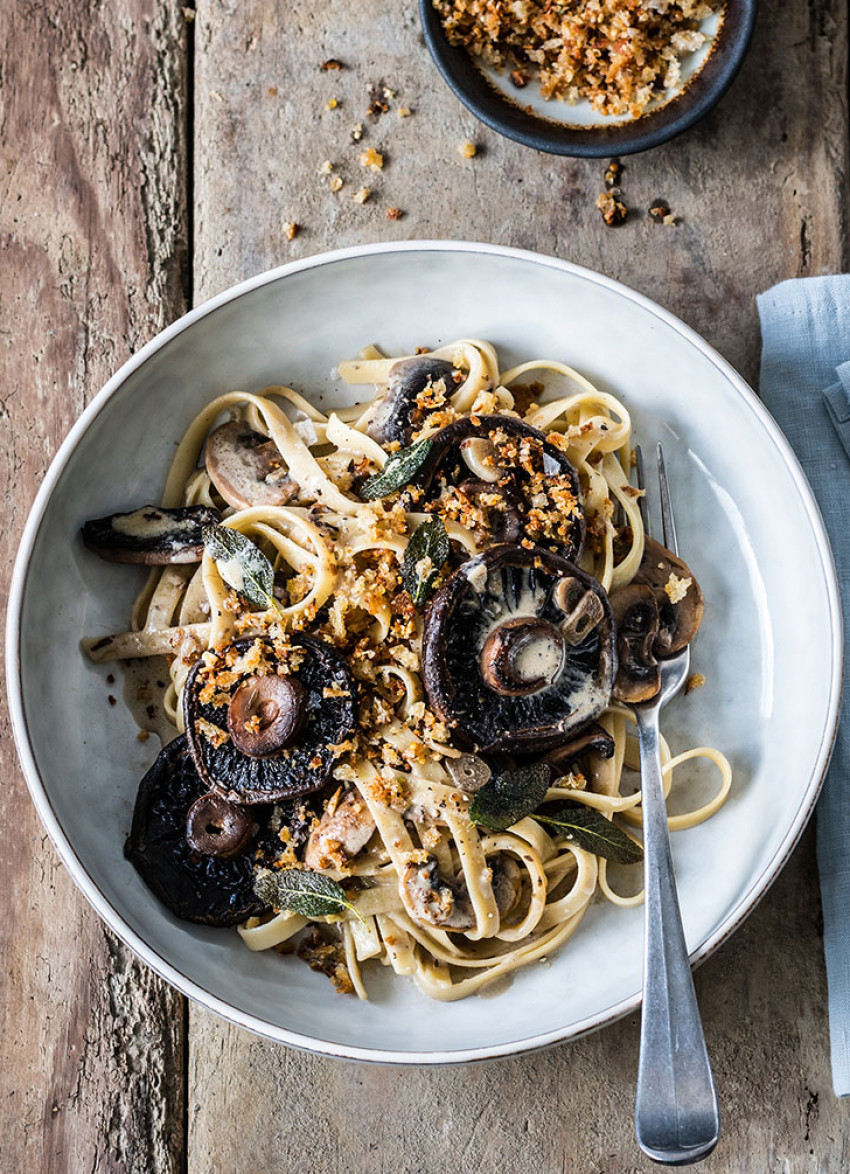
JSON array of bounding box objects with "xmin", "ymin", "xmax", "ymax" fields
[
  {"xmin": 434, "ymin": 0, "xmax": 720, "ymax": 118},
  {"xmin": 685, "ymin": 672, "xmax": 706, "ymax": 695},
  {"xmin": 459, "ymin": 141, "xmax": 477, "ymax": 158},
  {"xmin": 283, "ymin": 221, "xmax": 299, "ymax": 241},
  {"xmin": 359, "ymin": 147, "xmax": 384, "ymax": 171},
  {"xmin": 386, "ymin": 206, "xmax": 403, "ymax": 220},
  {"xmin": 353, "ymin": 186, "xmax": 371, "ymax": 204},
  {"xmin": 664, "ymin": 572, "xmax": 692, "ymax": 604}
]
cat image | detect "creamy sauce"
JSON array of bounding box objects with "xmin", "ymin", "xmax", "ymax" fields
[
  {"xmin": 113, "ymin": 508, "xmax": 185, "ymax": 540},
  {"xmin": 513, "ymin": 632, "xmax": 564, "ymax": 685},
  {"xmin": 120, "ymin": 655, "xmax": 177, "ymax": 746}
]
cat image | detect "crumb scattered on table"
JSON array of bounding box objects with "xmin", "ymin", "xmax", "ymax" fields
[
  {"xmin": 359, "ymin": 147, "xmax": 384, "ymax": 170},
  {"xmin": 649, "ymin": 199, "xmax": 678, "ymax": 225},
  {"xmin": 386, "ymin": 206, "xmax": 403, "ymax": 220},
  {"xmin": 321, "ymin": 59, "xmax": 344, "ymax": 71},
  {"xmin": 596, "ymin": 191, "xmax": 628, "ymax": 226},
  {"xmin": 604, "ymin": 159, "xmax": 623, "ymax": 189},
  {"xmin": 459, "ymin": 141, "xmax": 478, "ymax": 158},
  {"xmin": 353, "ymin": 187, "xmax": 371, "ymax": 204},
  {"xmin": 283, "ymin": 221, "xmax": 299, "ymax": 241}
]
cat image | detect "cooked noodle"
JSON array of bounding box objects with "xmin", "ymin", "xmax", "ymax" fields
[{"xmin": 84, "ymin": 339, "xmax": 731, "ymax": 1001}]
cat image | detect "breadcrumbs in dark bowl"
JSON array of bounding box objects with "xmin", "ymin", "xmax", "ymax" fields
[{"xmin": 420, "ymin": 0, "xmax": 757, "ymax": 157}]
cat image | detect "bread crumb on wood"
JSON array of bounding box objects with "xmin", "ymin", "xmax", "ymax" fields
[
  {"xmin": 359, "ymin": 147, "xmax": 384, "ymax": 171},
  {"xmin": 283, "ymin": 221, "xmax": 299, "ymax": 241},
  {"xmin": 353, "ymin": 187, "xmax": 371, "ymax": 204},
  {"xmin": 459, "ymin": 141, "xmax": 477, "ymax": 158}
]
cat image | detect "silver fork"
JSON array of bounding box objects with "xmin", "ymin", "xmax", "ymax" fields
[{"xmin": 632, "ymin": 444, "xmax": 720, "ymax": 1166}]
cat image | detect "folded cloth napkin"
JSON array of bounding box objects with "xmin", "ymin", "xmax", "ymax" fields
[{"xmin": 758, "ymin": 276, "xmax": 850, "ymax": 1096}]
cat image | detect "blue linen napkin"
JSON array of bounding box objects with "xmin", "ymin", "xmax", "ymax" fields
[{"xmin": 758, "ymin": 276, "xmax": 850, "ymax": 1096}]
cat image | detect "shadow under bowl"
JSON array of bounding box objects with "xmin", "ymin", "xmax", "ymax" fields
[{"xmin": 419, "ymin": 0, "xmax": 758, "ymax": 157}]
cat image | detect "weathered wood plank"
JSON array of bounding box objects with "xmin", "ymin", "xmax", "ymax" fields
[
  {"xmin": 0, "ymin": 2, "xmax": 189, "ymax": 1170},
  {"xmin": 186, "ymin": 0, "xmax": 850, "ymax": 1170}
]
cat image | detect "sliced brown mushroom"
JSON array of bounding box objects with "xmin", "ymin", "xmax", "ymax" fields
[
  {"xmin": 184, "ymin": 635, "xmax": 356, "ymax": 804},
  {"xmin": 124, "ymin": 736, "xmax": 269, "ymax": 925},
  {"xmin": 399, "ymin": 854, "xmax": 475, "ymax": 930},
  {"xmin": 445, "ymin": 753, "xmax": 492, "ymax": 794},
  {"xmin": 541, "ymin": 723, "xmax": 616, "ymax": 774},
  {"xmin": 367, "ymin": 355, "xmax": 457, "ymax": 445},
  {"xmin": 415, "ymin": 416, "xmax": 585, "ymax": 560},
  {"xmin": 81, "ymin": 505, "xmax": 221, "ymax": 565},
  {"xmin": 227, "ymin": 675, "xmax": 306, "ymax": 756},
  {"xmin": 303, "ymin": 790, "xmax": 377, "ymax": 870},
  {"xmin": 422, "ymin": 545, "xmax": 615, "ymax": 754},
  {"xmin": 185, "ymin": 791, "xmax": 254, "ymax": 858},
  {"xmin": 634, "ymin": 536, "xmax": 704, "ymax": 655},
  {"xmin": 609, "ymin": 583, "xmax": 661, "ymax": 703},
  {"xmin": 204, "ymin": 421, "xmax": 298, "ymax": 510}
]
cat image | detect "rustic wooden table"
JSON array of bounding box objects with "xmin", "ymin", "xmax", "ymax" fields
[{"xmin": 3, "ymin": 1, "xmax": 850, "ymax": 1170}]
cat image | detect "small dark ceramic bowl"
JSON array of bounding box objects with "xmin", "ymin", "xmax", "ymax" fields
[{"xmin": 420, "ymin": 0, "xmax": 757, "ymax": 157}]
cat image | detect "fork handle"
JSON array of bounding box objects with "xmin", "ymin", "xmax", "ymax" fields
[{"xmin": 634, "ymin": 705, "xmax": 720, "ymax": 1166}]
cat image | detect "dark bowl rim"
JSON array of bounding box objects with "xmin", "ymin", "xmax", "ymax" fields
[{"xmin": 419, "ymin": 0, "xmax": 759, "ymax": 157}]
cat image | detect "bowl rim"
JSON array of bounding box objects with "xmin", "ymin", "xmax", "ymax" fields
[
  {"xmin": 6, "ymin": 239, "xmax": 842, "ymax": 1065},
  {"xmin": 418, "ymin": 0, "xmax": 759, "ymax": 157}
]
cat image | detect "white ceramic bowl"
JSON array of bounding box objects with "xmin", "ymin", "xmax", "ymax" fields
[{"xmin": 7, "ymin": 242, "xmax": 842, "ymax": 1064}]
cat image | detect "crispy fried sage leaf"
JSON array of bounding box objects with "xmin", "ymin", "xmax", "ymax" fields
[
  {"xmin": 360, "ymin": 437, "xmax": 433, "ymax": 500},
  {"xmin": 203, "ymin": 524, "xmax": 282, "ymax": 615},
  {"xmin": 253, "ymin": 867, "xmax": 364, "ymax": 922},
  {"xmin": 535, "ymin": 804, "xmax": 643, "ymax": 864},
  {"xmin": 402, "ymin": 516, "xmax": 450, "ymax": 607},
  {"xmin": 469, "ymin": 763, "xmax": 551, "ymax": 832}
]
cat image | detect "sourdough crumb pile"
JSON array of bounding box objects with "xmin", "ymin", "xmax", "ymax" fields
[{"xmin": 433, "ymin": 0, "xmax": 722, "ymax": 118}]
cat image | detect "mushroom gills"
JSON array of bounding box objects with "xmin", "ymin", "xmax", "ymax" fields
[
  {"xmin": 367, "ymin": 356, "xmax": 457, "ymax": 445},
  {"xmin": 81, "ymin": 505, "xmax": 221, "ymax": 565},
  {"xmin": 422, "ymin": 545, "xmax": 615, "ymax": 754},
  {"xmin": 184, "ymin": 635, "xmax": 357, "ymax": 804},
  {"xmin": 205, "ymin": 421, "xmax": 298, "ymax": 509},
  {"xmin": 124, "ymin": 736, "xmax": 268, "ymax": 926},
  {"xmin": 609, "ymin": 583, "xmax": 661, "ymax": 703},
  {"xmin": 414, "ymin": 415, "xmax": 585, "ymax": 560}
]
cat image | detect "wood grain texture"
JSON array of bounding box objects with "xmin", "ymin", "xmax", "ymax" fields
[
  {"xmin": 0, "ymin": 1, "xmax": 188, "ymax": 1170},
  {"xmin": 188, "ymin": 1, "xmax": 850, "ymax": 1171}
]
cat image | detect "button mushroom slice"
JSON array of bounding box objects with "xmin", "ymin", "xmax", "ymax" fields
[
  {"xmin": 422, "ymin": 545, "xmax": 615, "ymax": 755},
  {"xmin": 399, "ymin": 854, "xmax": 475, "ymax": 931},
  {"xmin": 81, "ymin": 505, "xmax": 221, "ymax": 565},
  {"xmin": 541, "ymin": 723, "xmax": 616, "ymax": 776},
  {"xmin": 184, "ymin": 634, "xmax": 357, "ymax": 804},
  {"xmin": 415, "ymin": 415, "xmax": 585, "ymax": 560},
  {"xmin": 185, "ymin": 791, "xmax": 254, "ymax": 858},
  {"xmin": 459, "ymin": 437, "xmax": 503, "ymax": 482},
  {"xmin": 609, "ymin": 583, "xmax": 661, "ymax": 703},
  {"xmin": 227, "ymin": 675, "xmax": 306, "ymax": 757},
  {"xmin": 553, "ymin": 577, "xmax": 607, "ymax": 646},
  {"xmin": 367, "ymin": 356, "xmax": 457, "ymax": 445},
  {"xmin": 204, "ymin": 421, "xmax": 298, "ymax": 510},
  {"xmin": 303, "ymin": 790, "xmax": 377, "ymax": 870},
  {"xmin": 480, "ymin": 616, "xmax": 565, "ymax": 696},
  {"xmin": 124, "ymin": 736, "xmax": 268, "ymax": 926},
  {"xmin": 445, "ymin": 753, "xmax": 492, "ymax": 794},
  {"xmin": 633, "ymin": 536, "xmax": 704, "ymax": 655}
]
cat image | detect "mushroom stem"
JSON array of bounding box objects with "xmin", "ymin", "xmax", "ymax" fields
[
  {"xmin": 227, "ymin": 674, "xmax": 306, "ymax": 757},
  {"xmin": 480, "ymin": 617, "xmax": 565, "ymax": 697}
]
